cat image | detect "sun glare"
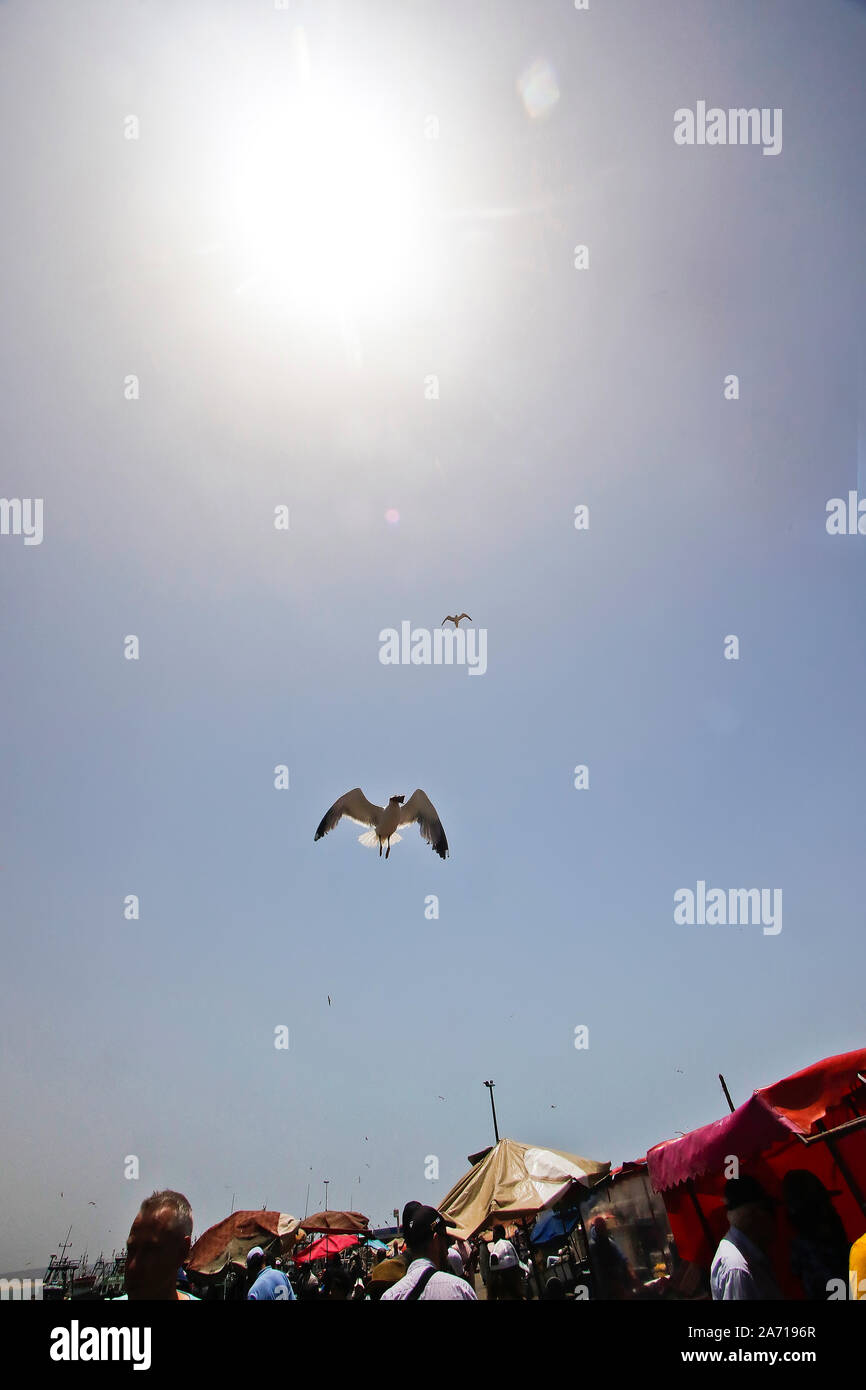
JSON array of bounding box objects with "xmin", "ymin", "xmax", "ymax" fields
[{"xmin": 224, "ymin": 77, "xmax": 423, "ymax": 323}]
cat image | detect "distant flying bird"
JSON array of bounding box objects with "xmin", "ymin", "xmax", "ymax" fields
[
  {"xmin": 88, "ymin": 1201, "xmax": 96, "ymax": 1206},
  {"xmin": 328, "ymin": 996, "xmax": 331, "ymax": 1006},
  {"xmin": 550, "ymin": 1105, "xmax": 557, "ymax": 1109},
  {"xmin": 438, "ymin": 1095, "xmax": 446, "ymax": 1101},
  {"xmin": 315, "ymin": 788, "xmax": 449, "ymax": 859},
  {"xmin": 442, "ymin": 613, "xmax": 471, "ymax": 628}
]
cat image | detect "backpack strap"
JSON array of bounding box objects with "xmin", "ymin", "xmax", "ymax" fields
[{"xmin": 406, "ymin": 1264, "xmax": 438, "ymax": 1301}]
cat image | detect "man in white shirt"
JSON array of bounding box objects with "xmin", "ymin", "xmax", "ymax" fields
[
  {"xmin": 711, "ymin": 1177, "xmax": 783, "ymax": 1300},
  {"xmin": 381, "ymin": 1206, "xmax": 477, "ymax": 1301},
  {"xmin": 487, "ymin": 1223, "xmax": 522, "ymax": 1299}
]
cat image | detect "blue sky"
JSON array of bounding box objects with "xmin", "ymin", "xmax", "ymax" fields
[{"xmin": 1, "ymin": 0, "xmax": 865, "ymax": 1268}]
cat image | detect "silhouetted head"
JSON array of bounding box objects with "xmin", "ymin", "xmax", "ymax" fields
[
  {"xmin": 390, "ymin": 795, "xmax": 405, "ymax": 805},
  {"xmin": 125, "ymin": 1190, "xmax": 193, "ymax": 1299}
]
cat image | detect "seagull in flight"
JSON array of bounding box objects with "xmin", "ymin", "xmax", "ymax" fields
[
  {"xmin": 315, "ymin": 789, "xmax": 449, "ymax": 859},
  {"xmin": 442, "ymin": 613, "xmax": 471, "ymax": 628}
]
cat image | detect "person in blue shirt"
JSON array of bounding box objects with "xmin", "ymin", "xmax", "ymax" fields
[{"xmin": 246, "ymin": 1246, "xmax": 295, "ymax": 1300}]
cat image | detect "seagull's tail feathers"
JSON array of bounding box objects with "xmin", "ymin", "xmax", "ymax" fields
[{"xmin": 358, "ymin": 830, "xmax": 401, "ymax": 848}]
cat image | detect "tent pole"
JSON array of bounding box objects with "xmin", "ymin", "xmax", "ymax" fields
[
  {"xmin": 522, "ymin": 1216, "xmax": 543, "ymax": 1300},
  {"xmin": 815, "ymin": 1121, "xmax": 866, "ymax": 1219},
  {"xmin": 685, "ymin": 1179, "xmax": 716, "ymax": 1254},
  {"xmin": 575, "ymin": 1203, "xmax": 592, "ymax": 1295},
  {"xmin": 719, "ymin": 1074, "xmax": 735, "ymax": 1113}
]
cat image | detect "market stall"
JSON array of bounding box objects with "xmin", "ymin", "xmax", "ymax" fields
[{"xmin": 646, "ymin": 1047, "xmax": 866, "ymax": 1297}]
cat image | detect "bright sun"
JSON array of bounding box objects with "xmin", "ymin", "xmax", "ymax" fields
[{"xmin": 224, "ymin": 74, "xmax": 424, "ymax": 324}]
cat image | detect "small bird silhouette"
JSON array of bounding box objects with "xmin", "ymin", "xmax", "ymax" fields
[
  {"xmin": 328, "ymin": 995, "xmax": 331, "ymax": 1006},
  {"xmin": 437, "ymin": 1095, "xmax": 445, "ymax": 1101},
  {"xmin": 88, "ymin": 1201, "xmax": 96, "ymax": 1206},
  {"xmin": 550, "ymin": 1105, "xmax": 557, "ymax": 1109},
  {"xmin": 442, "ymin": 613, "xmax": 471, "ymax": 628}
]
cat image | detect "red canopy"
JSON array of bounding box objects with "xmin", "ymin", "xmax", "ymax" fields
[
  {"xmin": 647, "ymin": 1094, "xmax": 798, "ymax": 1192},
  {"xmin": 648, "ymin": 1049, "xmax": 866, "ymax": 1190},
  {"xmin": 645, "ymin": 1048, "xmax": 866, "ymax": 1287},
  {"xmin": 294, "ymin": 1233, "xmax": 358, "ymax": 1263}
]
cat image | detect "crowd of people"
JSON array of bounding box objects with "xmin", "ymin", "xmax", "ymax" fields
[
  {"xmin": 112, "ymin": 1175, "xmax": 866, "ymax": 1302},
  {"xmin": 113, "ymin": 1193, "xmax": 573, "ymax": 1302}
]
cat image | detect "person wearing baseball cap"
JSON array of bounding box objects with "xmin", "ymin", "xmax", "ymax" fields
[
  {"xmin": 710, "ymin": 1177, "xmax": 782, "ymax": 1300},
  {"xmin": 246, "ymin": 1245, "xmax": 295, "ymax": 1300},
  {"xmin": 381, "ymin": 1205, "xmax": 477, "ymax": 1300},
  {"xmin": 367, "ymin": 1202, "xmax": 423, "ymax": 1299}
]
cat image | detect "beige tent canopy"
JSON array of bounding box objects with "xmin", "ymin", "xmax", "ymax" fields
[{"xmin": 438, "ymin": 1138, "xmax": 610, "ymax": 1240}]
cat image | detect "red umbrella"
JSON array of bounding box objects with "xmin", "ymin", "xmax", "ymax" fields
[{"xmin": 294, "ymin": 1233, "xmax": 358, "ymax": 1262}]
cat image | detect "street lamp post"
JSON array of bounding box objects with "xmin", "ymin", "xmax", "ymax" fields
[
  {"xmin": 323, "ymin": 1180, "xmax": 329, "ymax": 1212},
  {"xmin": 483, "ymin": 1080, "xmax": 500, "ymax": 1144}
]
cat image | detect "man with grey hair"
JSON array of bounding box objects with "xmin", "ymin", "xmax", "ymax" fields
[{"xmin": 119, "ymin": 1190, "xmax": 199, "ymax": 1301}]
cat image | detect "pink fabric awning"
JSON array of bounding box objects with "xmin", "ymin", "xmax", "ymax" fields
[
  {"xmin": 646, "ymin": 1047, "xmax": 866, "ymax": 1192},
  {"xmin": 647, "ymin": 1095, "xmax": 798, "ymax": 1191},
  {"xmin": 294, "ymin": 1233, "xmax": 358, "ymax": 1262}
]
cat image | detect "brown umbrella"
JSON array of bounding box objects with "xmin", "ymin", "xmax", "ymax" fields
[
  {"xmin": 186, "ymin": 1210, "xmax": 302, "ymax": 1276},
  {"xmin": 298, "ymin": 1209, "xmax": 369, "ymax": 1236}
]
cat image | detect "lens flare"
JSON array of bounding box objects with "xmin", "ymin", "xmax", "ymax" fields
[{"xmin": 517, "ymin": 59, "xmax": 560, "ymax": 120}]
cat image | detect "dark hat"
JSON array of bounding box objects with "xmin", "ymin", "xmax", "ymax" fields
[
  {"xmin": 406, "ymin": 1205, "xmax": 457, "ymax": 1247},
  {"xmin": 401, "ymin": 1201, "xmax": 422, "ymax": 1234},
  {"xmin": 724, "ymin": 1177, "xmax": 777, "ymax": 1212}
]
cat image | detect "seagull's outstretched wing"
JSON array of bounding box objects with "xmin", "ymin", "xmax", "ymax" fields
[
  {"xmin": 315, "ymin": 788, "xmax": 382, "ymax": 840},
  {"xmin": 442, "ymin": 616, "xmax": 456, "ymax": 627},
  {"xmin": 457, "ymin": 613, "xmax": 472, "ymax": 622},
  {"xmin": 398, "ymin": 789, "xmax": 449, "ymax": 858}
]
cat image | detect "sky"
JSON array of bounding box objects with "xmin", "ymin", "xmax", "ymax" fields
[{"xmin": 1, "ymin": 0, "xmax": 865, "ymax": 1271}]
